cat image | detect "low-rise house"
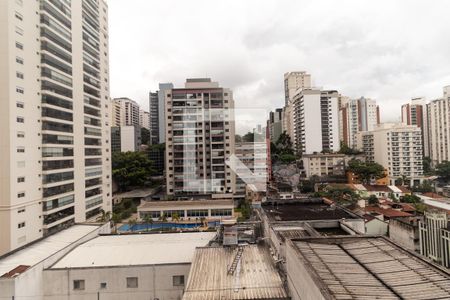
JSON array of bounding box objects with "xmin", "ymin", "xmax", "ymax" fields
[{"xmin": 364, "ymin": 206, "xmax": 413, "ymax": 220}]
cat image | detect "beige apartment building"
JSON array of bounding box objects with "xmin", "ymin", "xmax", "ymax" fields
[
  {"xmin": 357, "ymin": 123, "xmax": 423, "ymax": 185},
  {"xmin": 165, "ymin": 78, "xmax": 236, "ymax": 195},
  {"xmin": 402, "ymin": 97, "xmax": 430, "ymax": 158},
  {"xmin": 0, "ymin": 0, "xmax": 112, "ymax": 256},
  {"xmin": 111, "ymin": 97, "xmax": 140, "ymax": 127},
  {"xmin": 427, "ymin": 86, "xmax": 450, "ymax": 165}
]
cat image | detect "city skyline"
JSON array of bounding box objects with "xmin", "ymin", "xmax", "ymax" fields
[{"xmin": 109, "ymin": 0, "xmax": 450, "ymax": 130}]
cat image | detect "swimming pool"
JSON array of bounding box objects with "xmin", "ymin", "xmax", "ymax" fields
[{"xmin": 118, "ymin": 221, "xmax": 220, "ymax": 232}]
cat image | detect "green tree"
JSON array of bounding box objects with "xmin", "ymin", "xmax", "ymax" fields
[
  {"xmin": 111, "ymin": 213, "xmax": 121, "ymax": 233},
  {"xmin": 141, "ymin": 127, "xmax": 150, "ymax": 145},
  {"xmin": 400, "ymin": 194, "xmax": 421, "ymax": 204},
  {"xmin": 436, "ymin": 161, "xmax": 450, "ymax": 181},
  {"xmin": 172, "ymin": 213, "xmax": 180, "ymax": 223},
  {"xmin": 423, "ymin": 157, "xmax": 433, "ymax": 175},
  {"xmin": 158, "ymin": 213, "xmax": 167, "ymax": 222},
  {"xmin": 112, "ymin": 151, "xmax": 154, "ymax": 191},
  {"xmin": 235, "ymin": 134, "xmax": 243, "ymax": 143},
  {"xmin": 347, "ymin": 159, "xmax": 385, "ymax": 184},
  {"xmin": 338, "ymin": 141, "xmax": 362, "ymax": 155},
  {"xmin": 143, "ymin": 214, "xmax": 153, "ymax": 232},
  {"xmin": 97, "ymin": 209, "xmax": 111, "ymax": 223},
  {"xmin": 368, "ymin": 195, "xmax": 378, "ymax": 205}
]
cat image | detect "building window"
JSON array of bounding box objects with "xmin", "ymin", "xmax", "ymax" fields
[
  {"xmin": 16, "ymin": 72, "xmax": 23, "ymax": 79},
  {"xmin": 173, "ymin": 275, "xmax": 185, "ymax": 286},
  {"xmin": 17, "ymin": 192, "xmax": 25, "ymax": 198},
  {"xmin": 126, "ymin": 277, "xmax": 138, "ymax": 288},
  {"xmin": 16, "ymin": 101, "xmax": 24, "ymax": 108},
  {"xmin": 16, "ymin": 87, "xmax": 24, "ymax": 94},
  {"xmin": 16, "ymin": 57, "xmax": 23, "ymax": 64},
  {"xmin": 18, "ymin": 222, "xmax": 25, "ymax": 228},
  {"xmin": 17, "ymin": 147, "xmax": 25, "ymax": 153},
  {"xmin": 100, "ymin": 282, "xmax": 107, "ymax": 289},
  {"xmin": 17, "ymin": 131, "xmax": 25, "ymax": 138},
  {"xmin": 73, "ymin": 280, "xmax": 85, "ymax": 290},
  {"xmin": 17, "ymin": 177, "xmax": 25, "ymax": 183},
  {"xmin": 18, "ymin": 207, "xmax": 25, "ymax": 213},
  {"xmin": 15, "ymin": 42, "xmax": 23, "ymax": 50}
]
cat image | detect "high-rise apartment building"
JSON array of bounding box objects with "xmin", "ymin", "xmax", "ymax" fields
[
  {"xmin": 165, "ymin": 78, "xmax": 235, "ymax": 195},
  {"xmin": 234, "ymin": 142, "xmax": 268, "ymax": 195},
  {"xmin": 357, "ymin": 123, "xmax": 423, "ymax": 185},
  {"xmin": 292, "ymin": 89, "xmax": 340, "ymax": 154},
  {"xmin": 340, "ymin": 97, "xmax": 380, "ymax": 149},
  {"xmin": 268, "ymin": 108, "xmax": 283, "ymax": 143},
  {"xmin": 139, "ymin": 109, "xmax": 150, "ymax": 130},
  {"xmin": 401, "ymin": 97, "xmax": 430, "ymax": 157},
  {"xmin": 112, "ymin": 97, "xmax": 140, "ymax": 126},
  {"xmin": 427, "ymin": 86, "xmax": 450, "ymax": 165},
  {"xmin": 110, "ymin": 100, "xmax": 121, "ymax": 127},
  {"xmin": 149, "ymin": 91, "xmax": 159, "ymax": 144},
  {"xmin": 0, "ymin": 0, "xmax": 111, "ymax": 255}
]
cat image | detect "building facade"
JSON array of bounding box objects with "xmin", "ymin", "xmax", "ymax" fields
[
  {"xmin": 268, "ymin": 108, "xmax": 283, "ymax": 143},
  {"xmin": 427, "ymin": 86, "xmax": 450, "ymax": 165},
  {"xmin": 110, "ymin": 126, "xmax": 141, "ymax": 153},
  {"xmin": 301, "ymin": 153, "xmax": 350, "ymax": 178},
  {"xmin": 165, "ymin": 78, "xmax": 235, "ymax": 195},
  {"xmin": 139, "ymin": 109, "xmax": 150, "ymax": 130},
  {"xmin": 111, "ymin": 97, "xmax": 140, "ymax": 127},
  {"xmin": 340, "ymin": 97, "xmax": 380, "ymax": 149},
  {"xmin": 357, "ymin": 123, "xmax": 423, "ymax": 185},
  {"xmin": 402, "ymin": 97, "xmax": 430, "ymax": 157},
  {"xmin": 234, "ymin": 142, "xmax": 268, "ymax": 194},
  {"xmin": 149, "ymin": 91, "xmax": 159, "ymax": 144},
  {"xmin": 0, "ymin": 0, "xmax": 112, "ymax": 256},
  {"xmin": 292, "ymin": 89, "xmax": 340, "ymax": 154},
  {"xmin": 156, "ymin": 83, "xmax": 174, "ymax": 144}
]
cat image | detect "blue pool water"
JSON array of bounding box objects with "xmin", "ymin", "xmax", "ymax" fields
[{"xmin": 118, "ymin": 221, "xmax": 220, "ymax": 232}]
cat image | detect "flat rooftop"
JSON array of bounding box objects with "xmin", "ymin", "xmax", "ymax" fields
[
  {"xmin": 50, "ymin": 232, "xmax": 215, "ymax": 269},
  {"xmin": 291, "ymin": 236, "xmax": 450, "ymax": 299},
  {"xmin": 183, "ymin": 245, "xmax": 288, "ymax": 300},
  {"xmin": 138, "ymin": 199, "xmax": 234, "ymax": 209},
  {"xmin": 0, "ymin": 225, "xmax": 99, "ymax": 276},
  {"xmin": 262, "ymin": 199, "xmax": 358, "ymax": 222}
]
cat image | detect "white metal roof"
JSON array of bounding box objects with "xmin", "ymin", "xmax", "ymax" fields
[
  {"xmin": 51, "ymin": 232, "xmax": 215, "ymax": 268},
  {"xmin": 0, "ymin": 225, "xmax": 100, "ymax": 276}
]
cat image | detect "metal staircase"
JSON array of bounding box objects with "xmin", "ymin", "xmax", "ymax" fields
[{"xmin": 227, "ymin": 246, "xmax": 244, "ymax": 275}]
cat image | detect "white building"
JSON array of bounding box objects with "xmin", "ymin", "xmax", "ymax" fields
[
  {"xmin": 427, "ymin": 86, "xmax": 450, "ymax": 165},
  {"xmin": 112, "ymin": 97, "xmax": 140, "ymax": 127},
  {"xmin": 139, "ymin": 109, "xmax": 150, "ymax": 130},
  {"xmin": 419, "ymin": 212, "xmax": 450, "ymax": 269},
  {"xmin": 402, "ymin": 97, "xmax": 430, "ymax": 157},
  {"xmin": 111, "ymin": 126, "xmax": 141, "ymax": 152},
  {"xmin": 43, "ymin": 232, "xmax": 215, "ymax": 300},
  {"xmin": 292, "ymin": 89, "xmax": 340, "ymax": 154},
  {"xmin": 234, "ymin": 142, "xmax": 268, "ymax": 194},
  {"xmin": 165, "ymin": 78, "xmax": 236, "ymax": 195},
  {"xmin": 357, "ymin": 123, "xmax": 423, "ymax": 185},
  {"xmin": 0, "ymin": 0, "xmax": 112, "ymax": 256},
  {"xmin": 340, "ymin": 97, "xmax": 380, "ymax": 149},
  {"xmin": 301, "ymin": 153, "xmax": 354, "ymax": 178}
]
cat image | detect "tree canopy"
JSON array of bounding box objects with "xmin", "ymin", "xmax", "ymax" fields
[
  {"xmin": 141, "ymin": 127, "xmax": 150, "ymax": 145},
  {"xmin": 338, "ymin": 141, "xmax": 363, "ymax": 155},
  {"xmin": 347, "ymin": 159, "xmax": 385, "ymax": 184},
  {"xmin": 112, "ymin": 151, "xmax": 154, "ymax": 191},
  {"xmin": 271, "ymin": 132, "xmax": 296, "ymax": 163},
  {"xmin": 436, "ymin": 161, "xmax": 450, "ymax": 181}
]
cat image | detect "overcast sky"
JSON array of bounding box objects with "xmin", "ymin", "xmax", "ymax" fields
[{"xmin": 109, "ymin": 0, "xmax": 450, "ymax": 133}]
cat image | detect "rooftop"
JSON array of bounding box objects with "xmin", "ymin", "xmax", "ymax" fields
[
  {"xmin": 364, "ymin": 206, "xmax": 413, "ymax": 218},
  {"xmin": 183, "ymin": 245, "xmax": 288, "ymax": 300},
  {"xmin": 290, "ymin": 236, "xmax": 450, "ymax": 299},
  {"xmin": 0, "ymin": 225, "xmax": 100, "ymax": 276},
  {"xmin": 50, "ymin": 232, "xmax": 215, "ymax": 269},
  {"xmin": 262, "ymin": 199, "xmax": 359, "ymax": 222}
]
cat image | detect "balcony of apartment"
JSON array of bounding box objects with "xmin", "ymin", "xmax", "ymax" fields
[
  {"xmin": 85, "ymin": 187, "xmax": 102, "ymax": 199},
  {"xmin": 42, "ymin": 170, "xmax": 74, "ymax": 186},
  {"xmin": 43, "ymin": 206, "xmax": 75, "ymax": 230},
  {"xmin": 43, "ymin": 194, "xmax": 74, "ymax": 213}
]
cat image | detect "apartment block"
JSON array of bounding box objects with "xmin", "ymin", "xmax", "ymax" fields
[
  {"xmin": 427, "ymin": 86, "xmax": 450, "ymax": 164},
  {"xmin": 165, "ymin": 78, "xmax": 235, "ymax": 195},
  {"xmin": 268, "ymin": 108, "xmax": 283, "ymax": 143},
  {"xmin": 234, "ymin": 142, "xmax": 268, "ymax": 195},
  {"xmin": 149, "ymin": 91, "xmax": 159, "ymax": 144},
  {"xmin": 111, "ymin": 126, "xmax": 141, "ymax": 152},
  {"xmin": 402, "ymin": 97, "xmax": 430, "ymax": 157},
  {"xmin": 301, "ymin": 153, "xmax": 354, "ymax": 178},
  {"xmin": 111, "ymin": 97, "xmax": 140, "ymax": 126},
  {"xmin": 357, "ymin": 123, "xmax": 423, "ymax": 185},
  {"xmin": 139, "ymin": 108, "xmax": 150, "ymax": 130},
  {"xmin": 340, "ymin": 97, "xmax": 380, "ymax": 149},
  {"xmin": 0, "ymin": 0, "xmax": 112, "ymax": 255},
  {"xmin": 292, "ymin": 89, "xmax": 340, "ymax": 154}
]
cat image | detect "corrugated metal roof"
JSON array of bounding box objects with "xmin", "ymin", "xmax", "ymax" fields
[
  {"xmin": 183, "ymin": 245, "xmax": 288, "ymax": 300},
  {"xmin": 50, "ymin": 232, "xmax": 215, "ymax": 268},
  {"xmin": 0, "ymin": 225, "xmax": 100, "ymax": 276},
  {"xmin": 293, "ymin": 237, "xmax": 450, "ymax": 299}
]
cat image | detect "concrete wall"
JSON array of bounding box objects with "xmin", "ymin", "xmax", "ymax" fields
[
  {"xmin": 365, "ymin": 218, "xmax": 388, "ymax": 235},
  {"xmin": 389, "ymin": 219, "xmax": 419, "ymax": 251},
  {"xmin": 44, "ymin": 264, "xmax": 190, "ymax": 300}
]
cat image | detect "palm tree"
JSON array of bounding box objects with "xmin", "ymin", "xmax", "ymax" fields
[
  {"xmin": 158, "ymin": 213, "xmax": 167, "ymax": 222},
  {"xmin": 111, "ymin": 213, "xmax": 121, "ymax": 233},
  {"xmin": 128, "ymin": 218, "xmax": 137, "ymax": 232},
  {"xmin": 143, "ymin": 215, "xmax": 153, "ymax": 232},
  {"xmin": 172, "ymin": 213, "xmax": 180, "ymax": 223},
  {"xmin": 97, "ymin": 209, "xmax": 111, "ymax": 223}
]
